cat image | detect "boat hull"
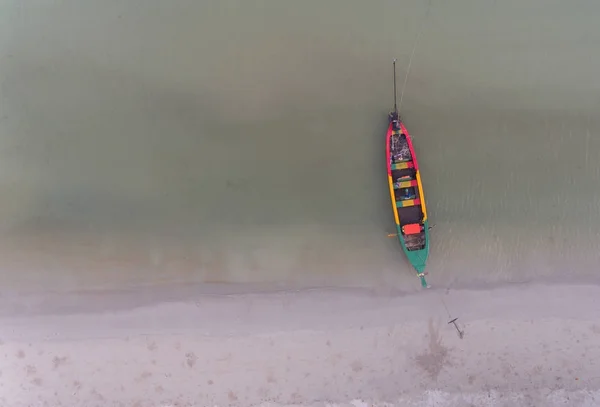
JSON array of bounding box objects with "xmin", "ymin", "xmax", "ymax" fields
[{"xmin": 386, "ymin": 114, "xmax": 430, "ymax": 288}]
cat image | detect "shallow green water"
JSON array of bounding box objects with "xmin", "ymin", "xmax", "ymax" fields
[{"xmin": 1, "ymin": 0, "xmax": 599, "ymax": 291}]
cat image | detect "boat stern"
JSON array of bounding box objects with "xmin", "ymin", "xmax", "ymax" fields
[
  {"xmin": 401, "ymin": 220, "xmax": 430, "ymax": 288},
  {"xmin": 405, "ymin": 251, "xmax": 429, "ymax": 288}
]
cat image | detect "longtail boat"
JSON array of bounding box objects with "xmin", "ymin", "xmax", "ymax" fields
[{"xmin": 386, "ymin": 60, "xmax": 430, "ymax": 288}]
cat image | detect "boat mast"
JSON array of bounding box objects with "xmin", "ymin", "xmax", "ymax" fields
[{"xmin": 393, "ymin": 59, "xmax": 398, "ymax": 116}]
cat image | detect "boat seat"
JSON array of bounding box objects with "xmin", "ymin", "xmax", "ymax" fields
[
  {"xmin": 393, "ymin": 179, "xmax": 418, "ymax": 189},
  {"xmin": 396, "ymin": 198, "xmax": 421, "ymax": 208},
  {"xmin": 391, "ymin": 161, "xmax": 414, "ymax": 170},
  {"xmin": 402, "ymin": 223, "xmax": 422, "ymax": 235}
]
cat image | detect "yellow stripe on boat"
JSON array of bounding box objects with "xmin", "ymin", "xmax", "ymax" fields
[
  {"xmin": 387, "ymin": 175, "xmax": 400, "ymax": 225},
  {"xmin": 415, "ymin": 170, "xmax": 428, "ymax": 221}
]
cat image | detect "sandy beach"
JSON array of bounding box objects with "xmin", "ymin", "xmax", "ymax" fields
[{"xmin": 2, "ymin": 283, "xmax": 600, "ymax": 406}]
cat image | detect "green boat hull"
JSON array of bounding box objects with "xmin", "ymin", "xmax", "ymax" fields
[{"xmin": 395, "ymin": 220, "xmax": 430, "ymax": 288}]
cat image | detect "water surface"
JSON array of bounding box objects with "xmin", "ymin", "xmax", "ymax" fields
[{"xmin": 1, "ymin": 0, "xmax": 599, "ymax": 292}]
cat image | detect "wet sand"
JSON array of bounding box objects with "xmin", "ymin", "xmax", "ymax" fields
[{"xmin": 1, "ymin": 0, "xmax": 600, "ymax": 405}]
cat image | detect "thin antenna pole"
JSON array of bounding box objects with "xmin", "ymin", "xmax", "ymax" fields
[
  {"xmin": 398, "ymin": 0, "xmax": 432, "ymax": 113},
  {"xmin": 398, "ymin": 32, "xmax": 419, "ymax": 114},
  {"xmin": 393, "ymin": 59, "xmax": 398, "ymax": 114}
]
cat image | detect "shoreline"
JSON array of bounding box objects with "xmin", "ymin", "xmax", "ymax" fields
[
  {"xmin": 1, "ymin": 276, "xmax": 599, "ymax": 318},
  {"xmin": 2, "ymin": 282, "xmax": 600, "ymax": 406}
]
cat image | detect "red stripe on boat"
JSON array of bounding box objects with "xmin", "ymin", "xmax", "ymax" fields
[
  {"xmin": 399, "ymin": 122, "xmax": 419, "ymax": 170},
  {"xmin": 385, "ymin": 123, "xmax": 393, "ymax": 175}
]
